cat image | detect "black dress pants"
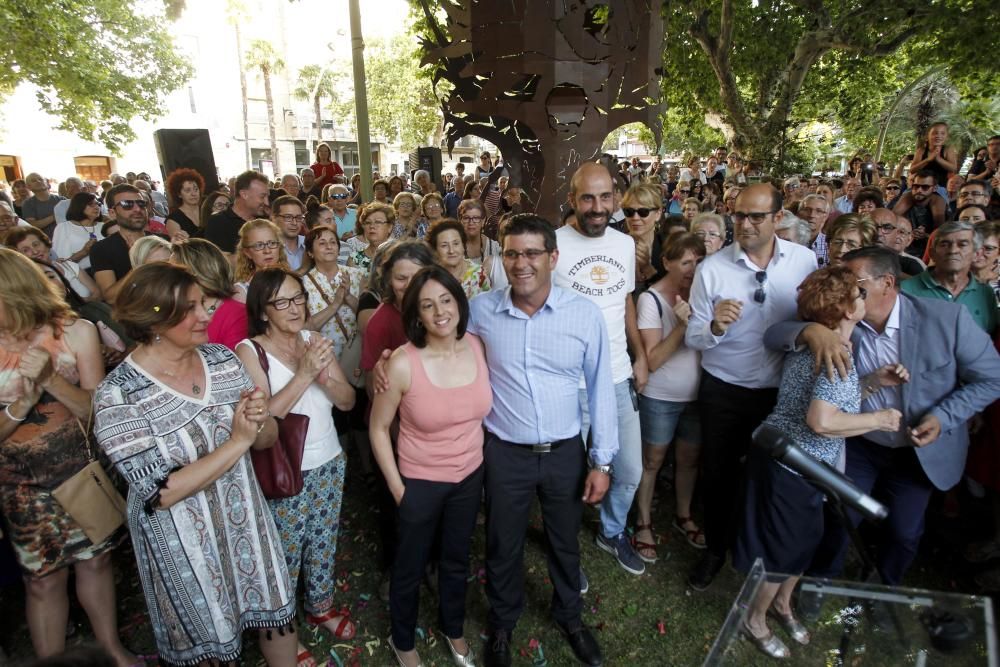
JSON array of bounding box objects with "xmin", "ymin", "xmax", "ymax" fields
[{"xmin": 484, "ymin": 433, "xmax": 586, "ymax": 631}]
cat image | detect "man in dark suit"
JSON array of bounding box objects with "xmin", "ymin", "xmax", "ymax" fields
[{"xmin": 766, "ymin": 246, "xmax": 1000, "ymax": 593}]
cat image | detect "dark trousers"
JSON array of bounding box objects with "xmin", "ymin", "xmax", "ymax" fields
[
  {"xmin": 698, "ymin": 371, "xmax": 778, "ymax": 559},
  {"xmin": 807, "ymin": 437, "xmax": 935, "ymax": 585},
  {"xmin": 484, "ymin": 433, "xmax": 586, "ymax": 631},
  {"xmin": 391, "ymin": 465, "xmax": 484, "ymax": 651}
]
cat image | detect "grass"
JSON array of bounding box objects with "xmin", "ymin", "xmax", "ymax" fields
[{"xmin": 0, "ymin": 454, "xmax": 996, "ymax": 666}]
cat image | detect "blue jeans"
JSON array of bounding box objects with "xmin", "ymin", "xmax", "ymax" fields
[{"xmin": 579, "ymin": 379, "xmax": 642, "ymax": 538}]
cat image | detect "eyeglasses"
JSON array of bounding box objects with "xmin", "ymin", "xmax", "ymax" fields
[
  {"xmin": 623, "ymin": 207, "xmax": 657, "ymax": 218},
  {"xmin": 885, "ymin": 186, "xmax": 901, "ymax": 191},
  {"xmin": 910, "ymin": 183, "xmax": 934, "ymax": 191},
  {"xmin": 115, "ymin": 199, "xmax": 148, "ymax": 210},
  {"xmin": 276, "ymin": 214, "xmax": 306, "ymax": 223},
  {"xmin": 460, "ymin": 215, "xmax": 483, "ymax": 223},
  {"xmin": 694, "ymin": 231, "xmax": 721, "ymax": 239},
  {"xmin": 875, "ymin": 223, "xmax": 896, "ymax": 234},
  {"xmin": 502, "ymin": 248, "xmax": 549, "ymax": 260},
  {"xmin": 754, "ymin": 270, "xmax": 767, "ymax": 304},
  {"xmin": 267, "ymin": 292, "xmax": 307, "ymax": 310},
  {"xmin": 858, "ymin": 287, "xmax": 868, "ymax": 300},
  {"xmin": 983, "ymin": 244, "xmax": 1000, "ymax": 253},
  {"xmin": 244, "ymin": 240, "xmax": 280, "ymax": 251},
  {"xmin": 962, "ymin": 191, "xmax": 987, "ymax": 198},
  {"xmin": 733, "ymin": 210, "xmax": 779, "ymax": 225},
  {"xmin": 329, "ymin": 193, "xmax": 349, "ymax": 200},
  {"xmin": 830, "ymin": 239, "xmax": 862, "ymax": 250},
  {"xmin": 363, "ymin": 219, "xmax": 391, "ymax": 226}
]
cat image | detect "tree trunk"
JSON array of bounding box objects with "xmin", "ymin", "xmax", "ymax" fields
[
  {"xmin": 314, "ymin": 94, "xmax": 322, "ymax": 145},
  {"xmin": 235, "ymin": 24, "xmax": 251, "ymax": 170},
  {"xmin": 263, "ymin": 65, "xmax": 281, "ymax": 176}
]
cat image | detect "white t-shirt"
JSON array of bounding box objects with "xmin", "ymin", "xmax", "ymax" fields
[
  {"xmin": 54, "ymin": 199, "xmax": 71, "ymax": 225},
  {"xmin": 637, "ymin": 289, "xmax": 700, "ymax": 402},
  {"xmin": 679, "ymin": 168, "xmax": 706, "ymax": 185},
  {"xmin": 52, "ymin": 220, "xmax": 104, "ymax": 270},
  {"xmin": 553, "ymin": 225, "xmax": 635, "ymax": 384},
  {"xmin": 237, "ymin": 331, "xmax": 342, "ymax": 471}
]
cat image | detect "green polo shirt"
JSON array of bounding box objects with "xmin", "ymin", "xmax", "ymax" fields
[{"xmin": 902, "ymin": 270, "xmax": 998, "ymax": 334}]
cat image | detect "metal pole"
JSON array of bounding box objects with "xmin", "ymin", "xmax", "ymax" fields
[{"xmin": 349, "ymin": 0, "xmax": 373, "ymax": 203}]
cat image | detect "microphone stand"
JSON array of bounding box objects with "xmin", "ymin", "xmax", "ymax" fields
[{"xmin": 805, "ymin": 469, "xmax": 907, "ymax": 664}]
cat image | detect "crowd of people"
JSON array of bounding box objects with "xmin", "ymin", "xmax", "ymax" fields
[{"xmin": 1, "ymin": 128, "xmax": 999, "ymax": 666}]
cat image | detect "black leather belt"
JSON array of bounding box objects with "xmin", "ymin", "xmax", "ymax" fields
[{"xmin": 488, "ymin": 432, "xmax": 579, "ymax": 454}]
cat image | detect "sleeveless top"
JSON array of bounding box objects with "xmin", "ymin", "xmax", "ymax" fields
[
  {"xmin": 0, "ymin": 326, "xmax": 87, "ymax": 488},
  {"xmin": 237, "ymin": 331, "xmax": 342, "ymax": 470},
  {"xmin": 925, "ymin": 145, "xmax": 950, "ymax": 187},
  {"xmin": 397, "ymin": 335, "xmax": 492, "ymax": 483}
]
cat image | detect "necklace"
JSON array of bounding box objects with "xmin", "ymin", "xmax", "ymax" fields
[
  {"xmin": 77, "ymin": 219, "xmax": 99, "ymax": 240},
  {"xmin": 143, "ymin": 350, "xmax": 203, "ymax": 396}
]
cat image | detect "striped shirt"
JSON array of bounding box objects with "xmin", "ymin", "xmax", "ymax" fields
[{"xmin": 467, "ymin": 285, "xmax": 619, "ymax": 465}]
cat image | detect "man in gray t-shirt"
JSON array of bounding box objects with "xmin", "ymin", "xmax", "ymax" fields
[{"xmin": 21, "ymin": 172, "xmax": 64, "ymax": 237}]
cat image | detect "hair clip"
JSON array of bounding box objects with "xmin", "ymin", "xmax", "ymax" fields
[{"xmin": 153, "ymin": 306, "xmax": 161, "ymax": 312}]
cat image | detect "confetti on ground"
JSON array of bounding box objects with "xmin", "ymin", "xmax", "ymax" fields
[{"xmin": 657, "ymin": 620, "xmax": 666, "ymax": 635}]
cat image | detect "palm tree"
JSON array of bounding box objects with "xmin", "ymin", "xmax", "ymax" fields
[
  {"xmin": 245, "ymin": 39, "xmax": 285, "ymax": 176},
  {"xmin": 226, "ymin": 0, "xmax": 251, "ymax": 170},
  {"xmin": 935, "ymin": 96, "xmax": 1000, "ymax": 171},
  {"xmin": 293, "ymin": 64, "xmax": 338, "ymax": 148}
]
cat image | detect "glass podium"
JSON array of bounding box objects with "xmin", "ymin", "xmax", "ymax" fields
[{"xmin": 704, "ymin": 559, "xmax": 998, "ymax": 666}]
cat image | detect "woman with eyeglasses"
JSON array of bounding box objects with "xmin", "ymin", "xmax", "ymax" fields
[
  {"xmin": 201, "ymin": 190, "xmax": 232, "ymax": 222},
  {"xmin": 459, "ymin": 199, "xmax": 500, "ymax": 263},
  {"xmin": 235, "ymin": 268, "xmax": 357, "ymax": 662},
  {"xmin": 972, "ymin": 221, "xmax": 1000, "ymax": 304},
  {"xmin": 235, "ymin": 219, "xmax": 291, "ymax": 298},
  {"xmin": 348, "ymin": 203, "xmax": 396, "ymax": 274},
  {"xmin": 419, "ymin": 192, "xmax": 445, "ymax": 238},
  {"xmin": 825, "ymin": 215, "xmax": 876, "ymax": 266},
  {"xmin": 427, "ymin": 219, "xmax": 492, "ymax": 299},
  {"xmin": 5, "ymin": 227, "xmax": 103, "ymax": 303},
  {"xmin": 733, "ymin": 265, "xmax": 905, "ymax": 659},
  {"xmin": 164, "ymin": 168, "xmax": 206, "ymax": 238},
  {"xmin": 634, "ymin": 232, "xmax": 706, "ymax": 562},
  {"xmin": 51, "ymin": 192, "xmax": 105, "ymax": 272},
  {"xmin": 691, "ymin": 212, "xmax": 726, "ymax": 256}
]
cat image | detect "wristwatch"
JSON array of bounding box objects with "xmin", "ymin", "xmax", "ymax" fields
[{"xmin": 589, "ymin": 458, "xmax": 612, "ymax": 475}]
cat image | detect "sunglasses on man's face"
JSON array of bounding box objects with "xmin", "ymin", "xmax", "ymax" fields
[{"xmin": 116, "ymin": 199, "xmax": 148, "ymax": 210}]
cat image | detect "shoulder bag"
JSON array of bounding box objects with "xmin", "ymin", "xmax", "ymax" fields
[
  {"xmin": 52, "ymin": 411, "xmax": 126, "ymax": 545},
  {"xmin": 248, "ymin": 339, "xmax": 309, "ymax": 499}
]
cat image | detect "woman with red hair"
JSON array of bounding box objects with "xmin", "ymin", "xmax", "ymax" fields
[{"xmin": 165, "ymin": 168, "xmax": 206, "ymax": 238}]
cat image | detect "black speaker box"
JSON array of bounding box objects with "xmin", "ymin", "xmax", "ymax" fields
[{"xmin": 153, "ymin": 129, "xmax": 221, "ymax": 196}]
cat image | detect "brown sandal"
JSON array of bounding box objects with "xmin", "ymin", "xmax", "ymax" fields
[
  {"xmin": 673, "ymin": 515, "xmax": 707, "ymax": 549},
  {"xmin": 632, "ymin": 523, "xmax": 658, "ymax": 563}
]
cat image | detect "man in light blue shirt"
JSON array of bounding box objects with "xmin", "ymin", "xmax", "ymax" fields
[{"xmin": 468, "ymin": 214, "xmax": 616, "ymax": 667}]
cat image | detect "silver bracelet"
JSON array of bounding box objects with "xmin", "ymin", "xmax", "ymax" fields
[{"xmin": 4, "ymin": 404, "xmax": 27, "ymax": 422}]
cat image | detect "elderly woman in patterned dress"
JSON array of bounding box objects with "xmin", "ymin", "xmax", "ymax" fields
[
  {"xmin": 0, "ymin": 249, "xmax": 134, "ymax": 666},
  {"xmin": 93, "ymin": 262, "xmax": 297, "ymax": 667},
  {"xmin": 426, "ymin": 219, "xmax": 492, "ymax": 299}
]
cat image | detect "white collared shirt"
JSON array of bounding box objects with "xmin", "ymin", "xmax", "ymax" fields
[
  {"xmin": 686, "ymin": 237, "xmax": 818, "ymax": 388},
  {"xmin": 854, "ymin": 295, "xmax": 905, "ymax": 447}
]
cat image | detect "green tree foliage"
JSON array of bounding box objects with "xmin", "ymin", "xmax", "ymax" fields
[
  {"xmin": 660, "ymin": 0, "xmax": 986, "ymax": 175},
  {"xmin": 0, "ymin": 0, "xmax": 192, "ymax": 153},
  {"xmin": 330, "ymin": 34, "xmax": 443, "ymax": 151}
]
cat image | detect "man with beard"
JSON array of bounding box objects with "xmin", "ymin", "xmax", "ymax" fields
[
  {"xmin": 90, "ymin": 184, "xmax": 165, "ymax": 302},
  {"xmin": 203, "ymin": 170, "xmax": 271, "ymax": 258},
  {"xmin": 685, "ymin": 183, "xmax": 818, "ymax": 591},
  {"xmin": 902, "ymin": 220, "xmax": 998, "ymax": 334},
  {"xmin": 271, "ymin": 195, "xmax": 307, "ymax": 270},
  {"xmin": 553, "ymin": 162, "xmax": 649, "ymax": 576},
  {"xmin": 891, "ymin": 169, "xmax": 946, "ymax": 258}
]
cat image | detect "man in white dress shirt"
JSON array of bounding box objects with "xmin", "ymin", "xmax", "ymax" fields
[{"xmin": 684, "ymin": 183, "xmax": 818, "ymax": 591}]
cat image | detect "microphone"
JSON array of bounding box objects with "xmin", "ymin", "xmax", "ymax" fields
[{"xmin": 753, "ymin": 424, "xmax": 888, "ymax": 522}]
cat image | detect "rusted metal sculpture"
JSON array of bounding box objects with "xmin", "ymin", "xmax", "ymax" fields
[{"xmin": 417, "ymin": 0, "xmax": 664, "ymax": 222}]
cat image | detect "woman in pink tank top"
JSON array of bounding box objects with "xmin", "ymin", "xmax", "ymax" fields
[{"xmin": 370, "ymin": 265, "xmax": 492, "ymax": 667}]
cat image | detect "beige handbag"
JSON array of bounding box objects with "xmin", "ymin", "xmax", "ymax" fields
[{"xmin": 52, "ymin": 414, "xmax": 126, "ymax": 545}]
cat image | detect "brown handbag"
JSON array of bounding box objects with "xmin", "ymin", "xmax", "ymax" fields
[
  {"xmin": 248, "ymin": 339, "xmax": 309, "ymax": 499},
  {"xmin": 52, "ymin": 413, "xmax": 126, "ymax": 545}
]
